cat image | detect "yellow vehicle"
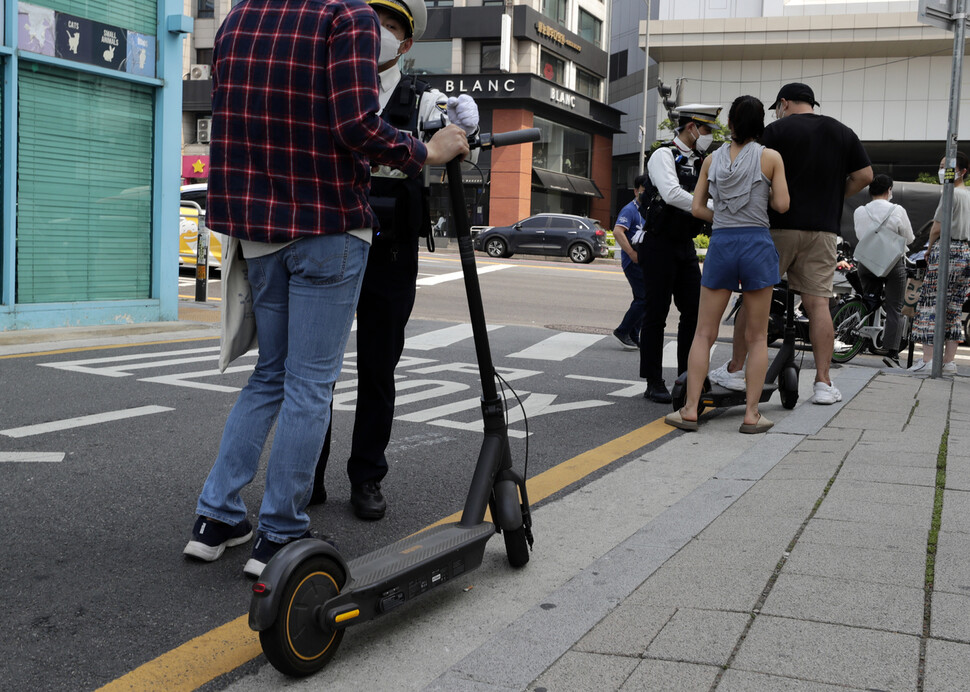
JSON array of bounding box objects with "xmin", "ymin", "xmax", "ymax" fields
[{"xmin": 180, "ymin": 183, "xmax": 224, "ymax": 268}]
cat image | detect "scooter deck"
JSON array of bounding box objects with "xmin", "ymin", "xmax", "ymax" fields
[
  {"xmin": 332, "ymin": 522, "xmax": 496, "ymax": 622},
  {"xmin": 700, "ymin": 381, "xmax": 778, "ymax": 408}
]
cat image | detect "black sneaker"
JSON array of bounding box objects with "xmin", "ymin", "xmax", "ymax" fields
[
  {"xmin": 243, "ymin": 530, "xmax": 314, "ymax": 579},
  {"xmin": 307, "ymin": 481, "xmax": 327, "ymax": 506},
  {"xmin": 612, "ymin": 329, "xmax": 638, "ymax": 350},
  {"xmin": 882, "ymin": 352, "xmax": 902, "ymax": 368},
  {"xmin": 351, "ymin": 481, "xmax": 387, "ymax": 520},
  {"xmin": 184, "ymin": 515, "xmax": 253, "ymax": 562}
]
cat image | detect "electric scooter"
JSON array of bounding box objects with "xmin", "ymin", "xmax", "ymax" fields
[
  {"xmin": 671, "ymin": 284, "xmax": 801, "ymax": 415},
  {"xmin": 247, "ymin": 126, "xmax": 542, "ymax": 678}
]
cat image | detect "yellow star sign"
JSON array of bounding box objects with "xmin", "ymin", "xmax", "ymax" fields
[{"xmin": 192, "ymin": 159, "xmax": 206, "ymax": 174}]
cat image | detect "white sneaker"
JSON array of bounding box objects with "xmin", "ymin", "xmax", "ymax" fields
[
  {"xmin": 908, "ymin": 358, "xmax": 931, "ymax": 373},
  {"xmin": 811, "ymin": 381, "xmax": 842, "ymax": 405},
  {"xmin": 709, "ymin": 361, "xmax": 746, "ymax": 391},
  {"xmin": 943, "ymin": 361, "xmax": 958, "ymax": 375}
]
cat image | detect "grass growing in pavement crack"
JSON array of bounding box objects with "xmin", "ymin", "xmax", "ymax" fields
[
  {"xmin": 917, "ymin": 424, "xmax": 949, "ymax": 692},
  {"xmin": 906, "ymin": 399, "xmax": 920, "ymax": 427}
]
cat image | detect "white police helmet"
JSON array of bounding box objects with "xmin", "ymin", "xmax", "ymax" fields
[
  {"xmin": 673, "ymin": 104, "xmax": 723, "ymax": 131},
  {"xmin": 367, "ymin": 0, "xmax": 427, "ymax": 40}
]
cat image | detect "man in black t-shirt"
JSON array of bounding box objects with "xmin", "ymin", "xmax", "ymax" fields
[{"xmin": 708, "ymin": 83, "xmax": 872, "ymax": 405}]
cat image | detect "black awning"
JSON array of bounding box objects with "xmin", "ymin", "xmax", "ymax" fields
[
  {"xmin": 532, "ymin": 168, "xmax": 575, "ymax": 194},
  {"xmin": 564, "ymin": 174, "xmax": 603, "ymax": 198}
]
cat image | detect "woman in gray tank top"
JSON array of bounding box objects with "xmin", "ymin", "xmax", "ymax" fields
[{"xmin": 665, "ymin": 95, "xmax": 790, "ymax": 434}]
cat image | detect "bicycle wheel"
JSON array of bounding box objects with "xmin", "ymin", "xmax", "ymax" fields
[{"xmin": 831, "ymin": 298, "xmax": 868, "ymax": 364}]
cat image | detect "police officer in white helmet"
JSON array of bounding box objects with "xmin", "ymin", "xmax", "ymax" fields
[
  {"xmin": 638, "ymin": 103, "xmax": 721, "ymax": 403},
  {"xmin": 310, "ymin": 0, "xmax": 480, "ymax": 520}
]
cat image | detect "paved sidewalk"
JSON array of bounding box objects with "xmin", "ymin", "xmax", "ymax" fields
[{"xmin": 425, "ymin": 371, "xmax": 969, "ymax": 692}]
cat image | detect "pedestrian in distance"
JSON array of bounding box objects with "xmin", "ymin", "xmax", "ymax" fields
[
  {"xmin": 665, "ymin": 95, "xmax": 789, "ymax": 434},
  {"xmin": 709, "ymin": 82, "xmax": 873, "ymax": 405},
  {"xmin": 908, "ymin": 152, "xmax": 970, "ymax": 375},
  {"xmin": 611, "ymin": 174, "xmax": 649, "ymax": 350},
  {"xmin": 182, "ymin": 0, "xmax": 470, "ymax": 579},
  {"xmin": 851, "ymin": 174, "xmax": 914, "ymax": 367},
  {"xmin": 639, "ymin": 103, "xmax": 723, "ymax": 403},
  {"xmin": 307, "ymin": 0, "xmax": 480, "ymax": 521}
]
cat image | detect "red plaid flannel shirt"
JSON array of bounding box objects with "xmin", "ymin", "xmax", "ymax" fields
[{"xmin": 206, "ymin": 0, "xmax": 427, "ymax": 242}]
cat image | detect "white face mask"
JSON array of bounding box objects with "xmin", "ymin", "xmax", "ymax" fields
[
  {"xmin": 378, "ymin": 26, "xmax": 402, "ymax": 64},
  {"xmin": 888, "ymin": 191, "xmax": 893, "ymax": 200},
  {"xmin": 695, "ymin": 133, "xmax": 714, "ymax": 153}
]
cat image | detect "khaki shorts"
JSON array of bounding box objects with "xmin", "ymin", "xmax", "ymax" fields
[{"xmin": 770, "ymin": 228, "xmax": 838, "ymax": 297}]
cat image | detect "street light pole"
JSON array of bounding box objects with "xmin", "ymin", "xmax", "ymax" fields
[
  {"xmin": 931, "ymin": 0, "xmax": 966, "ymax": 378},
  {"xmin": 638, "ymin": 0, "xmax": 651, "ymax": 175}
]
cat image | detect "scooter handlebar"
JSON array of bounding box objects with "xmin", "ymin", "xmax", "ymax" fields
[{"xmin": 482, "ymin": 128, "xmax": 541, "ymax": 150}]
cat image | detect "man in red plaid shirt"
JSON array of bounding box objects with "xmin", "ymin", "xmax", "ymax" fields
[{"xmin": 184, "ymin": 0, "xmax": 469, "ymax": 579}]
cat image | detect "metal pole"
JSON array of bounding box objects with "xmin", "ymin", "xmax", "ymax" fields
[
  {"xmin": 932, "ymin": 0, "xmax": 966, "ymax": 378},
  {"xmin": 638, "ymin": 0, "xmax": 651, "ymax": 175}
]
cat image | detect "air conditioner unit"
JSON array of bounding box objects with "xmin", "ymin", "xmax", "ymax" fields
[
  {"xmin": 197, "ymin": 117, "xmax": 212, "ymax": 144},
  {"xmin": 189, "ymin": 64, "xmax": 211, "ymax": 80}
]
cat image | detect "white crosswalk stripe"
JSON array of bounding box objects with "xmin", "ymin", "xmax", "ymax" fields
[{"xmin": 507, "ymin": 332, "xmax": 606, "ymax": 361}]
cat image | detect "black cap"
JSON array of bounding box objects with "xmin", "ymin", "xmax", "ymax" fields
[{"xmin": 769, "ymin": 82, "xmax": 820, "ymax": 110}]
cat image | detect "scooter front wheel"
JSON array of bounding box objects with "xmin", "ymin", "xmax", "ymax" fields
[
  {"xmin": 503, "ymin": 525, "xmax": 530, "ymax": 568},
  {"xmin": 259, "ymin": 555, "xmax": 346, "ymax": 677}
]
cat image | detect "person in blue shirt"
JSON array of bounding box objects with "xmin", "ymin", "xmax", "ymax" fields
[{"xmin": 612, "ymin": 174, "xmax": 649, "ymax": 349}]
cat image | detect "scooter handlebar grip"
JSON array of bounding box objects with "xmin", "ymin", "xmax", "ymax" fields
[{"xmin": 488, "ymin": 128, "xmax": 541, "ymax": 148}]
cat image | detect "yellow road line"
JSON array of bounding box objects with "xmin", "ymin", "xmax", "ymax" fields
[{"xmin": 97, "ymin": 418, "xmax": 674, "ymax": 691}]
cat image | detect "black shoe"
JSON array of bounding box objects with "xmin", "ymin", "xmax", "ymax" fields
[
  {"xmin": 612, "ymin": 329, "xmax": 638, "ymax": 350},
  {"xmin": 183, "ymin": 515, "xmax": 253, "ymax": 562},
  {"xmin": 307, "ymin": 481, "xmax": 327, "ymax": 506},
  {"xmin": 644, "ymin": 380, "xmax": 672, "ymax": 404},
  {"xmin": 882, "ymin": 351, "xmax": 902, "ymax": 369},
  {"xmin": 243, "ymin": 530, "xmax": 314, "ymax": 579},
  {"xmin": 351, "ymin": 481, "xmax": 387, "ymax": 520}
]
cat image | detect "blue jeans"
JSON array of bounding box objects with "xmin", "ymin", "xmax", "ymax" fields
[
  {"xmin": 197, "ymin": 232, "xmax": 369, "ymax": 542},
  {"xmin": 617, "ymin": 260, "xmax": 646, "ymax": 340}
]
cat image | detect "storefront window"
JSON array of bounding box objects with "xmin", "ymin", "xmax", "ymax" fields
[
  {"xmin": 578, "ymin": 9, "xmax": 601, "ymax": 48},
  {"xmin": 533, "ymin": 116, "xmax": 591, "ymax": 178},
  {"xmin": 17, "ymin": 63, "xmax": 154, "ymax": 303},
  {"xmin": 197, "ymin": 0, "xmax": 214, "ymax": 18},
  {"xmin": 540, "ymin": 49, "xmax": 565, "ymax": 84},
  {"xmin": 402, "ymin": 41, "xmax": 452, "ymax": 75},
  {"xmin": 34, "ymin": 1, "xmax": 157, "ymax": 35},
  {"xmin": 481, "ymin": 43, "xmax": 501, "ymax": 73},
  {"xmin": 542, "ymin": 0, "xmax": 567, "ymax": 25},
  {"xmin": 576, "ymin": 68, "xmax": 600, "ymax": 100}
]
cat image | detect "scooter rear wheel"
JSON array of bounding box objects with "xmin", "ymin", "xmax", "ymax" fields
[{"xmin": 259, "ymin": 555, "xmax": 346, "ymax": 677}]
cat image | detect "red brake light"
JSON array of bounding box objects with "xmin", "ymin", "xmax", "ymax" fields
[{"xmin": 595, "ymin": 229, "xmax": 605, "ymax": 237}]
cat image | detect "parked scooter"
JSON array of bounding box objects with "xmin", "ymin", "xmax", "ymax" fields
[{"xmin": 246, "ymin": 126, "xmax": 541, "ymax": 678}]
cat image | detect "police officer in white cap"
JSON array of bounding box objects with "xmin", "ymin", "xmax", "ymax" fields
[
  {"xmin": 638, "ymin": 103, "xmax": 721, "ymax": 403},
  {"xmin": 311, "ymin": 0, "xmax": 480, "ymax": 519}
]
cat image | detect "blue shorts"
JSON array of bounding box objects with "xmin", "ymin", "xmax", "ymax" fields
[{"xmin": 701, "ymin": 226, "xmax": 781, "ymax": 292}]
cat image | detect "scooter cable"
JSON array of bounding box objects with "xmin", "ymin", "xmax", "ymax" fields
[{"xmin": 495, "ymin": 370, "xmax": 530, "ymax": 481}]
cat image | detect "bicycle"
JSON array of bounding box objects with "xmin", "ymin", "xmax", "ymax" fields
[{"xmin": 830, "ymin": 258, "xmax": 922, "ymax": 364}]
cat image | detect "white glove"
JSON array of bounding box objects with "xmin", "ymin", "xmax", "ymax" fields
[{"xmin": 447, "ymin": 95, "xmax": 479, "ymax": 136}]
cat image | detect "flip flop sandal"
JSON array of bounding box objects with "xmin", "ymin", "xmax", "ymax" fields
[
  {"xmin": 739, "ymin": 414, "xmax": 774, "ymax": 434},
  {"xmin": 665, "ymin": 409, "xmax": 699, "ymax": 432}
]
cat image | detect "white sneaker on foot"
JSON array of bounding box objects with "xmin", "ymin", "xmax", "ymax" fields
[
  {"xmin": 943, "ymin": 361, "xmax": 958, "ymax": 375},
  {"xmin": 811, "ymin": 381, "xmax": 842, "ymax": 405},
  {"xmin": 908, "ymin": 358, "xmax": 930, "ymax": 373},
  {"xmin": 709, "ymin": 361, "xmax": 746, "ymax": 391}
]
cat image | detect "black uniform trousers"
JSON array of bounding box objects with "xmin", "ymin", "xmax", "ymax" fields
[
  {"xmin": 316, "ymin": 236, "xmax": 419, "ymax": 487},
  {"xmin": 638, "ymin": 232, "xmax": 701, "ymax": 383}
]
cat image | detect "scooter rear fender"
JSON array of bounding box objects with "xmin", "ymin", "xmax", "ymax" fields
[{"xmin": 248, "ymin": 538, "xmax": 348, "ymax": 631}]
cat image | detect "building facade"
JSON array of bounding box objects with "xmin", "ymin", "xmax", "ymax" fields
[
  {"xmin": 0, "ymin": 1, "xmax": 192, "ymax": 331},
  {"xmin": 180, "ymin": 0, "xmax": 621, "ymax": 230},
  {"xmin": 639, "ymin": 0, "xmax": 960, "ymax": 182}
]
